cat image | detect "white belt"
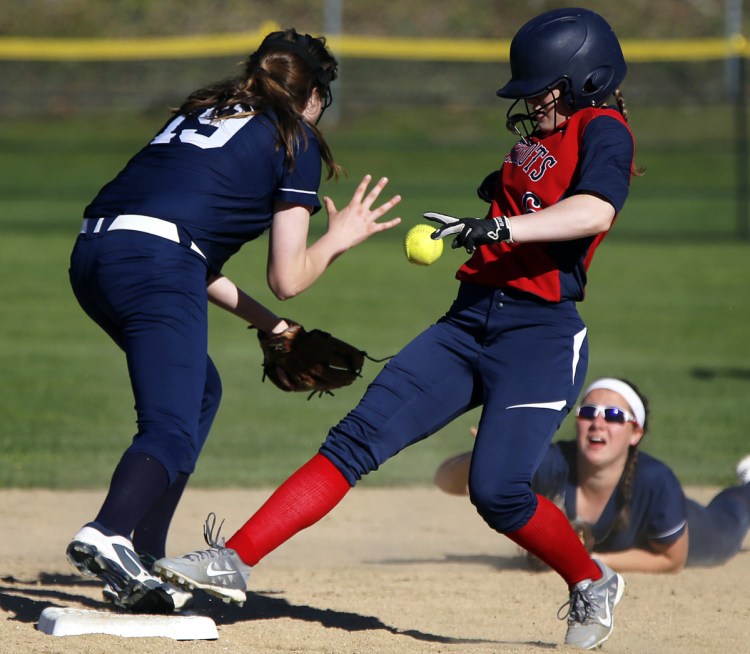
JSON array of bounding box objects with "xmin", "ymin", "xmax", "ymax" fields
[{"xmin": 80, "ymin": 215, "xmax": 206, "ymax": 259}]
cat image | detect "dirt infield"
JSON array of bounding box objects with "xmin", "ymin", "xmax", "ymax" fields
[{"xmin": 1, "ymin": 487, "xmax": 748, "ymax": 654}]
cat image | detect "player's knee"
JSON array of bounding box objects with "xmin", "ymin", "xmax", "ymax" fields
[
  {"xmin": 469, "ymin": 479, "xmax": 535, "ymax": 533},
  {"xmin": 320, "ymin": 430, "xmax": 377, "ymax": 485},
  {"xmin": 134, "ymin": 417, "xmax": 205, "ymax": 476}
]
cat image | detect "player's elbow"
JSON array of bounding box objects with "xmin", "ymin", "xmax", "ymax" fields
[
  {"xmin": 590, "ymin": 212, "xmax": 615, "ymax": 234},
  {"xmin": 660, "ymin": 545, "xmax": 688, "ymax": 574},
  {"xmin": 578, "ymin": 203, "xmax": 615, "ymax": 235},
  {"xmin": 434, "ymin": 453, "xmax": 471, "ymax": 496},
  {"xmin": 667, "ymin": 557, "xmax": 687, "ymax": 574},
  {"xmin": 572, "ymin": 193, "xmax": 616, "ymax": 234},
  {"xmin": 270, "ymin": 284, "xmax": 299, "ymax": 301},
  {"xmin": 268, "ymin": 276, "xmax": 304, "ymax": 301},
  {"xmin": 267, "ymin": 262, "xmax": 308, "ymax": 300}
]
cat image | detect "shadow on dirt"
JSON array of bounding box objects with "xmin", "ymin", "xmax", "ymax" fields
[{"xmin": 0, "ymin": 572, "xmax": 556, "ymax": 649}]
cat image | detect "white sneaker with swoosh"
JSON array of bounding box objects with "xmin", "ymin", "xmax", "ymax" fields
[
  {"xmin": 152, "ymin": 513, "xmax": 251, "ymax": 606},
  {"xmin": 560, "ymin": 560, "xmax": 625, "ymax": 650},
  {"xmin": 67, "ymin": 522, "xmax": 187, "ymax": 614},
  {"xmin": 103, "ymin": 580, "xmax": 194, "ymax": 612}
]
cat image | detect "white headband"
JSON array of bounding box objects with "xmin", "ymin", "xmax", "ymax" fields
[{"xmin": 582, "ymin": 378, "xmax": 646, "ymax": 427}]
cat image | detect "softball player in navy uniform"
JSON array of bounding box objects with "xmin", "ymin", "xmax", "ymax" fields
[
  {"xmin": 66, "ymin": 28, "xmax": 401, "ymax": 613},
  {"xmin": 156, "ymin": 8, "xmax": 636, "ymax": 648},
  {"xmin": 437, "ymin": 377, "xmax": 750, "ymax": 573}
]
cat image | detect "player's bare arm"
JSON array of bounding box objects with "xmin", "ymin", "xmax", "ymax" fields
[
  {"xmin": 207, "ymin": 274, "xmax": 288, "ymax": 334},
  {"xmin": 508, "ymin": 193, "xmax": 616, "ymax": 242},
  {"xmin": 267, "ymin": 175, "xmax": 401, "ymax": 299},
  {"xmin": 427, "ymin": 193, "xmax": 615, "ymax": 253},
  {"xmin": 595, "ymin": 529, "xmax": 689, "ymax": 574}
]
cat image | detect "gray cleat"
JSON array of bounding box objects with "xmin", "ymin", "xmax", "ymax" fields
[
  {"xmin": 153, "ymin": 512, "xmax": 251, "ymax": 606},
  {"xmin": 560, "ymin": 559, "xmax": 625, "ymax": 650}
]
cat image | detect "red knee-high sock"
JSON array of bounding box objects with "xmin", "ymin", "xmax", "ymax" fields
[
  {"xmin": 226, "ymin": 454, "xmax": 351, "ymax": 566},
  {"xmin": 506, "ymin": 494, "xmax": 601, "ymax": 588}
]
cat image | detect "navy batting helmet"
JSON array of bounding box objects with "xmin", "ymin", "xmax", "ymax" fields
[{"xmin": 497, "ymin": 8, "xmax": 626, "ymax": 110}]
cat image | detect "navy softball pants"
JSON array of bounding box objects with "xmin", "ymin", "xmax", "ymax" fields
[
  {"xmin": 69, "ymin": 229, "xmax": 221, "ymax": 484},
  {"xmin": 322, "ymin": 282, "xmax": 589, "ymax": 533},
  {"xmin": 686, "ymin": 485, "xmax": 750, "ymax": 566}
]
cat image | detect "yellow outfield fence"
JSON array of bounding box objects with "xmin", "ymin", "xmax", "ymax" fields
[
  {"xmin": 0, "ymin": 22, "xmax": 747, "ymax": 62},
  {"xmin": 0, "ymin": 23, "xmax": 746, "ymax": 239}
]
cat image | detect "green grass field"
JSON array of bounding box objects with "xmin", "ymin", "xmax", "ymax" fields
[{"xmin": 1, "ymin": 106, "xmax": 748, "ymax": 489}]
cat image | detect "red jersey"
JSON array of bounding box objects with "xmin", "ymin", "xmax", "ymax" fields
[{"xmin": 456, "ymin": 107, "xmax": 634, "ymax": 302}]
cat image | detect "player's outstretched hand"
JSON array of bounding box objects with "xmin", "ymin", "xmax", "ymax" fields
[
  {"xmin": 424, "ymin": 212, "xmax": 513, "ymax": 253},
  {"xmin": 323, "ymin": 175, "xmax": 401, "ymax": 250}
]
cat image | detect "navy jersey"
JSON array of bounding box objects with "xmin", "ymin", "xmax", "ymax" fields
[
  {"xmin": 85, "ymin": 106, "xmax": 323, "ymax": 271},
  {"xmin": 457, "ymin": 108, "xmax": 635, "ymax": 302},
  {"xmin": 533, "ymin": 441, "xmax": 687, "ymax": 552}
]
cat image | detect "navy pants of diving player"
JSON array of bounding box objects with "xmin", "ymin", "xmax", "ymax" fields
[
  {"xmin": 69, "ymin": 228, "xmax": 220, "ymax": 484},
  {"xmin": 321, "ymin": 282, "xmax": 589, "ymax": 534},
  {"xmin": 686, "ymin": 485, "xmax": 750, "ymax": 566}
]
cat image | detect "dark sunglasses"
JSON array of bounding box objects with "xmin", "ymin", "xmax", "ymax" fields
[{"xmin": 576, "ymin": 404, "xmax": 636, "ymax": 425}]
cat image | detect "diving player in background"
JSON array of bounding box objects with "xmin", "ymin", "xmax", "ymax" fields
[
  {"xmin": 156, "ymin": 8, "xmax": 638, "ymax": 649},
  {"xmin": 436, "ymin": 377, "xmax": 750, "ymax": 573},
  {"xmin": 65, "ymin": 28, "xmax": 402, "ymax": 614}
]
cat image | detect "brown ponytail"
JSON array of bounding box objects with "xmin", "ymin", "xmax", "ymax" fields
[
  {"xmin": 175, "ymin": 28, "xmax": 340, "ymax": 180},
  {"xmin": 613, "ymin": 88, "xmax": 645, "ymax": 177}
]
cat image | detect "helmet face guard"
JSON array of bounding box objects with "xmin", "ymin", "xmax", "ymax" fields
[
  {"xmin": 497, "ymin": 7, "xmax": 626, "ymax": 136},
  {"xmin": 504, "ymin": 86, "xmax": 568, "ymax": 141}
]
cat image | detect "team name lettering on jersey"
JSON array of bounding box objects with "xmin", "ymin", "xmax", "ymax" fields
[
  {"xmin": 457, "ymin": 108, "xmax": 634, "ymax": 302},
  {"xmin": 505, "ymin": 141, "xmax": 558, "ymax": 181}
]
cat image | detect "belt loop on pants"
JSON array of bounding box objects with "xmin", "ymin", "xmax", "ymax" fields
[{"xmin": 80, "ymin": 215, "xmax": 206, "ymax": 259}]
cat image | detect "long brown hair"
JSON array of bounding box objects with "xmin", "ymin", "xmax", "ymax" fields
[
  {"xmin": 175, "ymin": 28, "xmax": 340, "ymax": 180},
  {"xmin": 613, "ymin": 88, "xmax": 645, "ymax": 177}
]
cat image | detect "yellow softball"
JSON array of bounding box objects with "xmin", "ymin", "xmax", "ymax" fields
[{"xmin": 404, "ymin": 224, "xmax": 443, "ymax": 266}]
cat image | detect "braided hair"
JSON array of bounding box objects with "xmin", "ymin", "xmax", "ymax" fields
[{"xmin": 610, "ymin": 378, "xmax": 650, "ymax": 533}]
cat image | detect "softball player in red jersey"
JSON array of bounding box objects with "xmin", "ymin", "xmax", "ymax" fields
[{"xmin": 156, "ymin": 8, "xmax": 637, "ymax": 649}]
